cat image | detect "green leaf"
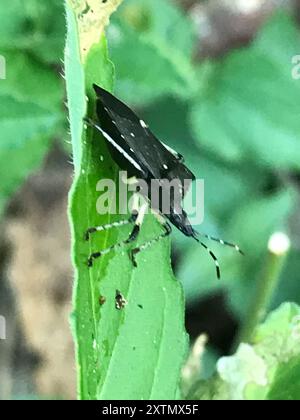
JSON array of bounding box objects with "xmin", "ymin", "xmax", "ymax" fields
[
  {"xmin": 108, "ymin": 0, "xmax": 197, "ymax": 105},
  {"xmin": 65, "ymin": 1, "xmax": 188, "ymax": 400},
  {"xmin": 190, "ymin": 12, "xmax": 300, "ymax": 169},
  {"xmin": 266, "ymin": 356, "xmax": 300, "ymax": 400},
  {"xmin": 176, "ymin": 188, "xmax": 295, "ymax": 316},
  {"xmin": 0, "ymin": 56, "xmax": 63, "ymax": 216},
  {"xmin": 117, "ymin": 0, "xmax": 196, "ymax": 56},
  {"xmin": 0, "ymin": 1, "xmax": 64, "ymax": 216},
  {"xmin": 192, "ymin": 303, "xmax": 300, "ymax": 400},
  {"xmin": 272, "ymin": 251, "xmax": 300, "ymax": 310},
  {"xmin": 0, "ymin": 0, "xmax": 65, "ymax": 63},
  {"xmin": 0, "ymin": 95, "xmax": 61, "ymax": 215},
  {"xmin": 1, "ymin": 51, "xmax": 63, "ymax": 111},
  {"xmin": 228, "ymin": 188, "xmax": 296, "ymax": 258},
  {"xmin": 226, "ymin": 188, "xmax": 296, "ymax": 318}
]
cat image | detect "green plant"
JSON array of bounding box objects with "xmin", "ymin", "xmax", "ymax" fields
[
  {"xmin": 65, "ymin": 0, "xmax": 188, "ymax": 400},
  {"xmin": 0, "ymin": 0, "xmax": 65, "ymax": 216},
  {"xmin": 2, "ymin": 0, "xmax": 300, "ymax": 401},
  {"xmin": 188, "ymin": 303, "xmax": 300, "ymax": 400},
  {"xmin": 64, "ymin": 0, "xmax": 300, "ymax": 401}
]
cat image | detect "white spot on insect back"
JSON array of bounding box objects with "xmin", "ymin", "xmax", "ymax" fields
[
  {"xmin": 140, "ymin": 120, "xmax": 148, "ymax": 129},
  {"xmin": 130, "ymin": 132, "xmax": 135, "ymax": 138},
  {"xmin": 163, "ymin": 164, "xmax": 168, "ymax": 170}
]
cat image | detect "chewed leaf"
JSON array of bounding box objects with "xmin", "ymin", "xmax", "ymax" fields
[
  {"xmin": 65, "ymin": 1, "xmax": 188, "ymax": 400},
  {"xmin": 69, "ymin": 0, "xmax": 122, "ymax": 60}
]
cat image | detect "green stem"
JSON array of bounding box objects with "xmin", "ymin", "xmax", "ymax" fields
[{"xmin": 235, "ymin": 241, "xmax": 289, "ymax": 348}]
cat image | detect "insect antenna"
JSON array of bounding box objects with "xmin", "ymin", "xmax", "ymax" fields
[
  {"xmin": 194, "ymin": 237, "xmax": 221, "ymax": 280},
  {"xmin": 196, "ymin": 233, "xmax": 244, "ymax": 256}
]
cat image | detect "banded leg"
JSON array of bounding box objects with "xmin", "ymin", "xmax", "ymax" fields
[
  {"xmin": 85, "ymin": 213, "xmax": 137, "ymax": 241},
  {"xmin": 85, "ymin": 191, "xmax": 141, "ymax": 241},
  {"xmin": 87, "ymin": 202, "xmax": 148, "ymax": 267},
  {"xmin": 130, "ymin": 223, "xmax": 172, "ymax": 267}
]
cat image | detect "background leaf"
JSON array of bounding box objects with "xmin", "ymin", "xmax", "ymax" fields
[
  {"xmin": 189, "ymin": 303, "xmax": 300, "ymax": 400},
  {"xmin": 2, "ymin": 0, "xmax": 300, "ymax": 401},
  {"xmin": 107, "ymin": 0, "xmax": 197, "ymax": 105},
  {"xmin": 190, "ymin": 13, "xmax": 300, "ymax": 170},
  {"xmin": 0, "ymin": 0, "xmax": 65, "ymax": 64},
  {"xmin": 0, "ymin": 1, "xmax": 64, "ymax": 216}
]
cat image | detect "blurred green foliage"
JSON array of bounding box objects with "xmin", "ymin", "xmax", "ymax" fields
[
  {"xmin": 189, "ymin": 303, "xmax": 300, "ymax": 400},
  {"xmin": 0, "ymin": 0, "xmax": 65, "ymax": 215},
  {"xmin": 108, "ymin": 0, "xmax": 300, "ymax": 396},
  {"xmin": 2, "ymin": 0, "xmax": 300, "ymax": 400},
  {"xmin": 107, "ymin": 0, "xmax": 197, "ymax": 105},
  {"xmin": 108, "ymin": 1, "xmax": 300, "ymax": 322},
  {"xmin": 191, "ymin": 14, "xmax": 300, "ymax": 169}
]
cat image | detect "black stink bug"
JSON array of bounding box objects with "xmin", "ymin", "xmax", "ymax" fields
[{"xmin": 85, "ymin": 84, "xmax": 243, "ymax": 279}]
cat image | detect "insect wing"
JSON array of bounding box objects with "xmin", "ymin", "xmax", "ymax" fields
[{"xmin": 93, "ymin": 84, "xmax": 195, "ymax": 188}]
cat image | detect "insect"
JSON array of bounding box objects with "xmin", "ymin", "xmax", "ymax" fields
[
  {"xmin": 85, "ymin": 84, "xmax": 243, "ymax": 279},
  {"xmin": 115, "ymin": 290, "xmax": 128, "ymax": 311}
]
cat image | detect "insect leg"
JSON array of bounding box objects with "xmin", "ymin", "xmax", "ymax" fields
[
  {"xmin": 87, "ymin": 200, "xmax": 148, "ymax": 267},
  {"xmin": 85, "ymin": 189, "xmax": 141, "ymax": 241},
  {"xmin": 130, "ymin": 223, "xmax": 172, "ymax": 267},
  {"xmin": 83, "ymin": 117, "xmax": 98, "ymax": 130},
  {"xmin": 85, "ymin": 216, "xmax": 137, "ymax": 241}
]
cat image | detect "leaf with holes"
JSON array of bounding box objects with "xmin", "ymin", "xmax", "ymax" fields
[{"xmin": 65, "ymin": 0, "xmax": 188, "ymax": 400}]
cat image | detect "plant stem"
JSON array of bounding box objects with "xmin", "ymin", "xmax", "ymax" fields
[{"xmin": 235, "ymin": 232, "xmax": 290, "ymax": 348}]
